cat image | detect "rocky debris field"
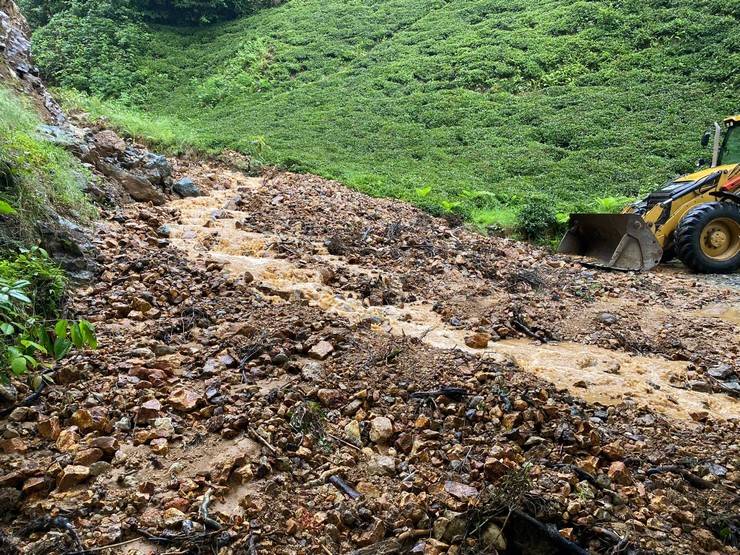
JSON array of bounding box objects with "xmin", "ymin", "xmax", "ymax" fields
[{"xmin": 1, "ymin": 158, "xmax": 739, "ymax": 555}]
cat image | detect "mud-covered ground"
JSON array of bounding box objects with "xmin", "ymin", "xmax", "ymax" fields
[{"xmin": 1, "ymin": 159, "xmax": 738, "ymax": 555}]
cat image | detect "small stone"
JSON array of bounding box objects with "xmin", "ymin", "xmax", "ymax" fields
[
  {"xmin": 689, "ymin": 410, "xmax": 709, "ymax": 422},
  {"xmin": 90, "ymin": 436, "xmax": 119, "ymax": 455},
  {"xmin": 138, "ymin": 399, "xmax": 162, "ymax": 421},
  {"xmin": 163, "ymin": 508, "xmax": 187, "ymax": 527},
  {"xmin": 131, "ymin": 297, "xmax": 153, "ymax": 313},
  {"xmin": 57, "ymin": 465, "xmax": 90, "ymax": 491},
  {"xmin": 37, "ymin": 417, "xmax": 61, "ymax": 440},
  {"xmin": 56, "ymin": 428, "xmax": 81, "ymax": 453},
  {"xmin": 707, "ymin": 363, "xmax": 733, "ymax": 380},
  {"xmin": 317, "ymin": 388, "xmax": 342, "ymax": 407},
  {"xmin": 89, "ymin": 461, "xmax": 112, "ymax": 477},
  {"xmin": 344, "ymin": 420, "xmax": 362, "ymax": 446},
  {"xmin": 169, "ymin": 388, "xmax": 200, "ymax": 411},
  {"xmin": 71, "ymin": 408, "xmax": 111, "ymax": 433},
  {"xmin": 597, "ymin": 312, "xmax": 618, "ymax": 325},
  {"xmin": 150, "ymin": 438, "xmax": 169, "ymax": 454},
  {"xmin": 74, "ymin": 448, "xmax": 103, "ymax": 466},
  {"xmin": 0, "ymin": 437, "xmax": 27, "ymax": 454},
  {"xmin": 607, "ymin": 461, "xmax": 631, "ymax": 485},
  {"xmin": 444, "ymin": 481, "xmax": 478, "ymax": 500},
  {"xmin": 22, "ymin": 477, "xmax": 47, "ymax": 495},
  {"xmin": 286, "ymin": 518, "xmax": 299, "ymax": 535},
  {"xmin": 464, "ymin": 333, "xmax": 490, "ymax": 349},
  {"xmin": 301, "ymin": 361, "xmax": 324, "ymax": 381},
  {"xmin": 309, "ymin": 341, "xmax": 334, "ymax": 360},
  {"xmin": 368, "ymin": 455, "xmax": 396, "ymax": 476},
  {"xmin": 173, "ymin": 177, "xmax": 202, "ymax": 198},
  {"xmin": 369, "ymin": 416, "xmax": 393, "ymax": 443}
]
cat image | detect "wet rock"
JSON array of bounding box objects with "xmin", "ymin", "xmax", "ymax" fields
[
  {"xmin": 173, "ymin": 177, "xmax": 202, "ymax": 198},
  {"xmin": 37, "ymin": 417, "xmax": 60, "ymax": 440},
  {"xmin": 707, "ymin": 363, "xmax": 733, "ymax": 380},
  {"xmin": 301, "ymin": 361, "xmax": 324, "ymax": 381},
  {"xmin": 57, "ymin": 465, "xmax": 90, "ymax": 491},
  {"xmin": 369, "ymin": 416, "xmax": 393, "ymax": 443},
  {"xmin": 0, "ymin": 438, "xmax": 27, "ymax": 454},
  {"xmin": 345, "ymin": 420, "xmax": 362, "ymax": 446},
  {"xmin": 607, "ymin": 461, "xmax": 632, "ymax": 485},
  {"xmin": 464, "ymin": 333, "xmax": 490, "ymax": 349},
  {"xmin": 73, "ymin": 448, "xmax": 103, "ymax": 466},
  {"xmin": 309, "ymin": 341, "xmax": 334, "ymax": 360},
  {"xmin": 169, "ymin": 388, "xmax": 200, "ymax": 411},
  {"xmin": 368, "ymin": 455, "xmax": 396, "ymax": 476},
  {"xmin": 597, "ymin": 312, "xmax": 619, "ymax": 325},
  {"xmin": 444, "ymin": 481, "xmax": 478, "ymax": 500}
]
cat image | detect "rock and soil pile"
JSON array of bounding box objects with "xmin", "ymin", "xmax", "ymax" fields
[{"xmin": 1, "ymin": 157, "xmax": 738, "ymax": 554}]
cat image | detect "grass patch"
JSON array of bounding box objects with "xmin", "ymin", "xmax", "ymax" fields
[
  {"xmin": 29, "ymin": 0, "xmax": 739, "ymax": 228},
  {"xmin": 0, "ymin": 86, "xmax": 96, "ymax": 244}
]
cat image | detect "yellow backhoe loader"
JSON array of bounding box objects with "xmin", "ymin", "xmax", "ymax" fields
[{"xmin": 559, "ymin": 116, "xmax": 740, "ymax": 273}]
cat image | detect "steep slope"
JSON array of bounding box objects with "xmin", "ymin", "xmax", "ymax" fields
[{"xmin": 31, "ymin": 0, "xmax": 739, "ymax": 226}]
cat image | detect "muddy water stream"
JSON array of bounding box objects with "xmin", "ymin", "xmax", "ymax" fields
[{"xmin": 168, "ymin": 180, "xmax": 739, "ymax": 421}]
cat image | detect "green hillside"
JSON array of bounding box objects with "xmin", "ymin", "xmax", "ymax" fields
[{"xmin": 30, "ymin": 0, "xmax": 739, "ymax": 229}]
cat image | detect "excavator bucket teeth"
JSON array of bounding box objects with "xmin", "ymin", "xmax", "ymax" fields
[{"xmin": 558, "ymin": 213, "xmax": 663, "ymax": 271}]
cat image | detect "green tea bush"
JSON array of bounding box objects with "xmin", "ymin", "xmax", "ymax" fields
[
  {"xmin": 515, "ymin": 197, "xmax": 560, "ymax": 241},
  {"xmin": 27, "ymin": 0, "xmax": 739, "ymax": 229}
]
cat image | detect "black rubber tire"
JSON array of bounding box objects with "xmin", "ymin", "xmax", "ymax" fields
[
  {"xmin": 660, "ymin": 246, "xmax": 675, "ymax": 263},
  {"xmin": 675, "ymin": 202, "xmax": 740, "ymax": 273}
]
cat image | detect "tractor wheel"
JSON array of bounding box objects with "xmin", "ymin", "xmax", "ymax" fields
[{"xmin": 675, "ymin": 202, "xmax": 740, "ymax": 273}]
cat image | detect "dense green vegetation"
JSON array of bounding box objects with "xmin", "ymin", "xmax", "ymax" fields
[
  {"xmin": 0, "ymin": 86, "xmax": 96, "ymax": 243},
  {"xmin": 26, "ymin": 0, "xmax": 740, "ymax": 230},
  {"xmin": 0, "ymin": 86, "xmax": 97, "ymax": 383}
]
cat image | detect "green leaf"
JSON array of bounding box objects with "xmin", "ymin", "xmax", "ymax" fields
[
  {"xmin": 0, "ymin": 200, "xmax": 16, "ymax": 215},
  {"xmin": 53, "ymin": 337, "xmax": 72, "ymax": 360},
  {"xmin": 37, "ymin": 326, "xmax": 54, "ymax": 354},
  {"xmin": 10, "ymin": 356, "xmax": 27, "ymax": 376},
  {"xmin": 8, "ymin": 290, "xmax": 31, "ymax": 304},
  {"xmin": 79, "ymin": 320, "xmax": 97, "ymax": 349},
  {"xmin": 20, "ymin": 339, "xmax": 48, "ymax": 355},
  {"xmin": 55, "ymin": 319, "xmax": 69, "ymax": 339},
  {"xmin": 0, "ymin": 323, "xmax": 13, "ymax": 336},
  {"xmin": 70, "ymin": 323, "xmax": 83, "ymax": 348}
]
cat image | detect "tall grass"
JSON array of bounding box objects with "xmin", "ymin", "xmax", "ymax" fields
[{"xmin": 0, "ymin": 87, "xmax": 96, "ymax": 242}]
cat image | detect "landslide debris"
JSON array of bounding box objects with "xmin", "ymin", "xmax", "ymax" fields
[{"xmin": 1, "ymin": 158, "xmax": 738, "ymax": 554}]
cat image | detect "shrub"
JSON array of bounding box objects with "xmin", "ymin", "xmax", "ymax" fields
[
  {"xmin": 0, "ymin": 86, "xmax": 96, "ymax": 243},
  {"xmin": 0, "ymin": 249, "xmax": 96, "ymax": 384},
  {"xmin": 515, "ymin": 197, "xmax": 560, "ymax": 241}
]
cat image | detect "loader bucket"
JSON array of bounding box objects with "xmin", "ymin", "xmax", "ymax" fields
[{"xmin": 558, "ymin": 213, "xmax": 663, "ymax": 271}]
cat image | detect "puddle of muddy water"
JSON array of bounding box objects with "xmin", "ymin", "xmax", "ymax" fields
[
  {"xmin": 167, "ymin": 183, "xmax": 739, "ymax": 422},
  {"xmin": 691, "ymin": 302, "xmax": 740, "ymax": 326}
]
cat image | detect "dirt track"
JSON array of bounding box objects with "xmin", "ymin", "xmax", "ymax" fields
[{"xmin": 1, "ymin": 159, "xmax": 738, "ymax": 554}]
